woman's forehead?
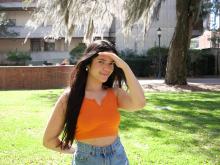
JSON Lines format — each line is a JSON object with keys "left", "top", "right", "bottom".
{"left": 94, "top": 55, "right": 114, "bottom": 62}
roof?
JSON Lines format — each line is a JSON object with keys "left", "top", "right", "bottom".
{"left": 0, "top": 2, "right": 35, "bottom": 11}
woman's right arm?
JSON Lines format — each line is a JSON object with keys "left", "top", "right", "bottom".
{"left": 43, "top": 91, "right": 74, "bottom": 154}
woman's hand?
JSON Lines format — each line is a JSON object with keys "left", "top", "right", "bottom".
{"left": 62, "top": 147, "right": 75, "bottom": 154}
{"left": 98, "top": 52, "right": 128, "bottom": 69}
{"left": 98, "top": 51, "right": 145, "bottom": 111}
{"left": 60, "top": 141, "right": 75, "bottom": 154}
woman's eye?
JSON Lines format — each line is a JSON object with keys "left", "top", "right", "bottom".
{"left": 98, "top": 60, "right": 104, "bottom": 64}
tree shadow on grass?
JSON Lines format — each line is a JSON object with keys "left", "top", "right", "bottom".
{"left": 120, "top": 111, "right": 166, "bottom": 138}
{"left": 31, "top": 90, "right": 63, "bottom": 105}
{"left": 120, "top": 93, "right": 220, "bottom": 162}
{"left": 149, "top": 92, "right": 220, "bottom": 111}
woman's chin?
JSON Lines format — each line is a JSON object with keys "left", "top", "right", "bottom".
{"left": 100, "top": 77, "right": 109, "bottom": 83}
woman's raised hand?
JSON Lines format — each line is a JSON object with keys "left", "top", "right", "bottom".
{"left": 98, "top": 52, "right": 128, "bottom": 69}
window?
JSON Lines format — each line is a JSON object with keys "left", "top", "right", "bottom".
{"left": 31, "top": 39, "right": 41, "bottom": 52}
{"left": 8, "top": 19, "right": 16, "bottom": 26}
{"left": 31, "top": 39, "right": 56, "bottom": 52}
{"left": 44, "top": 42, "right": 55, "bottom": 51}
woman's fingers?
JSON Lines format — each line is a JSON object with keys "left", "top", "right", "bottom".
{"left": 98, "top": 52, "right": 125, "bottom": 68}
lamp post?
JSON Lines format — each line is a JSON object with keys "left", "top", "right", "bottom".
{"left": 157, "top": 27, "right": 162, "bottom": 78}
{"left": 217, "top": 32, "right": 219, "bottom": 76}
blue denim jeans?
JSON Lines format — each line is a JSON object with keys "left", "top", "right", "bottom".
{"left": 72, "top": 137, "right": 129, "bottom": 165}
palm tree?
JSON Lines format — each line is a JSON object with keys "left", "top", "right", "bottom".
{"left": 27, "top": 0, "right": 202, "bottom": 85}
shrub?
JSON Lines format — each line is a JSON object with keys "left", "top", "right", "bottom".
{"left": 119, "top": 49, "right": 152, "bottom": 77}
{"left": 188, "top": 49, "right": 215, "bottom": 76}
{"left": 7, "top": 51, "right": 31, "bottom": 65}
{"left": 147, "top": 47, "right": 169, "bottom": 77}
{"left": 119, "top": 47, "right": 215, "bottom": 78}
{"left": 69, "top": 43, "right": 86, "bottom": 64}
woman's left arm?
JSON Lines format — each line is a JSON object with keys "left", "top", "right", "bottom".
{"left": 99, "top": 52, "right": 146, "bottom": 111}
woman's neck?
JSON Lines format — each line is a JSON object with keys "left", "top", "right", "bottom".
{"left": 86, "top": 75, "right": 103, "bottom": 91}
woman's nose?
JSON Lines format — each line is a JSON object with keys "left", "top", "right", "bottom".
{"left": 103, "top": 63, "right": 113, "bottom": 72}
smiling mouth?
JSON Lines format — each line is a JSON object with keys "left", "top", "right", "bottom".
{"left": 100, "top": 73, "right": 110, "bottom": 77}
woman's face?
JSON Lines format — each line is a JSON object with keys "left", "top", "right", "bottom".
{"left": 88, "top": 54, "right": 114, "bottom": 83}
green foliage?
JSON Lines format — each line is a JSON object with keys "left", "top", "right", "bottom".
{"left": 125, "top": 57, "right": 151, "bottom": 77}
{"left": 119, "top": 47, "right": 169, "bottom": 77}
{"left": 69, "top": 43, "right": 86, "bottom": 64}
{"left": 119, "top": 49, "right": 151, "bottom": 77}
{"left": 201, "top": 0, "right": 220, "bottom": 20}
{"left": 119, "top": 47, "right": 215, "bottom": 78}
{"left": 188, "top": 49, "right": 215, "bottom": 76}
{"left": 7, "top": 51, "right": 32, "bottom": 65}
{"left": 119, "top": 49, "right": 141, "bottom": 58}
{"left": 147, "top": 47, "right": 169, "bottom": 77}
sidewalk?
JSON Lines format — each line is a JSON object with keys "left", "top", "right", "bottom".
{"left": 138, "top": 78, "right": 220, "bottom": 85}
{"left": 138, "top": 78, "right": 220, "bottom": 92}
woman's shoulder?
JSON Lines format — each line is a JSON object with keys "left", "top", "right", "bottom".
{"left": 110, "top": 87, "right": 120, "bottom": 97}
{"left": 59, "top": 88, "right": 70, "bottom": 103}
{"left": 111, "top": 87, "right": 127, "bottom": 97}
{"left": 63, "top": 87, "right": 71, "bottom": 96}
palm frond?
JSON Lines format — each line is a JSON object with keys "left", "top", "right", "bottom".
{"left": 26, "top": 0, "right": 118, "bottom": 44}
{"left": 123, "top": 0, "right": 165, "bottom": 35}
{"left": 25, "top": 0, "right": 165, "bottom": 43}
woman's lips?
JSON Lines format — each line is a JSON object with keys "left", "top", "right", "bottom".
{"left": 100, "top": 72, "right": 110, "bottom": 77}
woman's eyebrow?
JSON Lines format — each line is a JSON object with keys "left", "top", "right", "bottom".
{"left": 97, "top": 58, "right": 114, "bottom": 62}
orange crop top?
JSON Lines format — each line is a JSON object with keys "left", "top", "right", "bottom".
{"left": 75, "top": 89, "right": 120, "bottom": 140}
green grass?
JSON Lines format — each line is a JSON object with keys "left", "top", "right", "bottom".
{"left": 0, "top": 90, "right": 219, "bottom": 165}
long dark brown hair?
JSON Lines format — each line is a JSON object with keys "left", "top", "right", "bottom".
{"left": 61, "top": 40, "right": 126, "bottom": 148}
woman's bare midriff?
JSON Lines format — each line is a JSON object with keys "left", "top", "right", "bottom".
{"left": 76, "top": 135, "right": 118, "bottom": 147}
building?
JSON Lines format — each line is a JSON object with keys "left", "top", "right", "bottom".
{"left": 0, "top": 0, "right": 114, "bottom": 65}
{"left": 190, "top": 0, "right": 220, "bottom": 50}
{"left": 189, "top": 0, "right": 220, "bottom": 75}
{"left": 115, "top": 0, "right": 176, "bottom": 53}
{"left": 115, "top": 0, "right": 203, "bottom": 53}
{"left": 0, "top": 0, "right": 204, "bottom": 65}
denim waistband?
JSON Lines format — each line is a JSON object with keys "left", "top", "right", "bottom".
{"left": 75, "top": 137, "right": 121, "bottom": 155}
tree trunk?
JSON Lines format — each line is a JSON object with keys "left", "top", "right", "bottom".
{"left": 165, "top": 0, "right": 201, "bottom": 85}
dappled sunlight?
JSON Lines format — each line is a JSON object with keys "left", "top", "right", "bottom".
{"left": 119, "top": 92, "right": 220, "bottom": 163}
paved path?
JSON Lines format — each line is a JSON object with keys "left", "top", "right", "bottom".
{"left": 138, "top": 78, "right": 220, "bottom": 92}
{"left": 138, "top": 78, "right": 220, "bottom": 85}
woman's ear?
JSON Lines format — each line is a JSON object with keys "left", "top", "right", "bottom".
{"left": 86, "top": 65, "right": 90, "bottom": 71}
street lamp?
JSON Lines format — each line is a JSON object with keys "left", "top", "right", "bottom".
{"left": 157, "top": 27, "right": 162, "bottom": 78}
{"left": 216, "top": 32, "right": 220, "bottom": 76}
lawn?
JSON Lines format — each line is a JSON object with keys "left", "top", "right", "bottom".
{"left": 0, "top": 90, "right": 219, "bottom": 165}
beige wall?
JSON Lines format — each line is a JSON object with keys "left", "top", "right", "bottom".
{"left": 55, "top": 38, "right": 83, "bottom": 52}
{"left": 0, "top": 39, "right": 30, "bottom": 53}
{"left": 5, "top": 10, "right": 32, "bottom": 26}
{"left": 116, "top": 0, "right": 176, "bottom": 53}
{"left": 198, "top": 30, "right": 212, "bottom": 49}
{"left": 67, "top": 38, "right": 83, "bottom": 51}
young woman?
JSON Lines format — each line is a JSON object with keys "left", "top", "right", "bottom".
{"left": 43, "top": 40, "right": 146, "bottom": 165}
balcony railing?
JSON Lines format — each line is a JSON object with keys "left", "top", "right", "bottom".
{"left": 3, "top": 26, "right": 112, "bottom": 38}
